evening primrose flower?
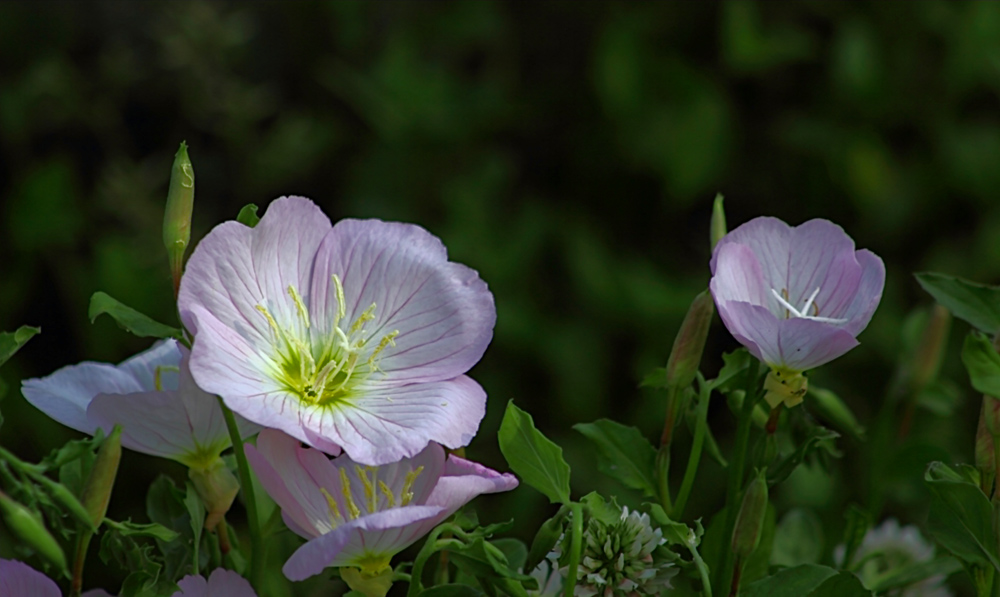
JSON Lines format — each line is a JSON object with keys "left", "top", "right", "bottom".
{"left": 171, "top": 568, "right": 257, "bottom": 597}
{"left": 709, "top": 217, "right": 884, "bottom": 408}
{"left": 21, "top": 340, "right": 258, "bottom": 527}
{"left": 245, "top": 429, "right": 518, "bottom": 583}
{"left": 178, "top": 196, "right": 496, "bottom": 465}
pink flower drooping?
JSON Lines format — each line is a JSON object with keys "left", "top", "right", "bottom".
{"left": 245, "top": 428, "right": 518, "bottom": 581}
{"left": 179, "top": 196, "right": 496, "bottom": 465}
{"left": 710, "top": 217, "right": 884, "bottom": 407}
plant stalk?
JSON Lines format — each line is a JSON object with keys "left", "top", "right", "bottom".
{"left": 218, "top": 398, "right": 264, "bottom": 592}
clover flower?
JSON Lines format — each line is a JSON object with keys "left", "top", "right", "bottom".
{"left": 835, "top": 519, "right": 952, "bottom": 597}
{"left": 178, "top": 196, "right": 495, "bottom": 465}
{"left": 21, "top": 340, "right": 258, "bottom": 526}
{"left": 554, "top": 507, "right": 677, "bottom": 597}
{"left": 710, "top": 217, "right": 884, "bottom": 408}
{"left": 245, "top": 428, "right": 517, "bottom": 582}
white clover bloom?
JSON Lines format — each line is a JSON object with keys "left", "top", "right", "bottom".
{"left": 836, "top": 519, "right": 953, "bottom": 597}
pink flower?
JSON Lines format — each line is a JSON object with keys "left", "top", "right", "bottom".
{"left": 710, "top": 217, "right": 884, "bottom": 407}
{"left": 21, "top": 340, "right": 258, "bottom": 468}
{"left": 178, "top": 197, "right": 495, "bottom": 465}
{"left": 245, "top": 429, "right": 518, "bottom": 581}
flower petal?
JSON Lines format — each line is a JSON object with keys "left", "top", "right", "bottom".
{"left": 839, "top": 250, "right": 886, "bottom": 336}
{"left": 310, "top": 376, "right": 486, "bottom": 466}
{"left": 709, "top": 243, "right": 769, "bottom": 308}
{"left": 21, "top": 363, "right": 143, "bottom": 434}
{"left": 718, "top": 301, "right": 859, "bottom": 371}
{"left": 246, "top": 429, "right": 335, "bottom": 538}
{"left": 786, "top": 220, "right": 862, "bottom": 318}
{"left": 282, "top": 505, "right": 446, "bottom": 581}
{"left": 0, "top": 559, "right": 61, "bottom": 597}
{"left": 711, "top": 217, "right": 792, "bottom": 291}
{"left": 427, "top": 455, "right": 519, "bottom": 512}
{"left": 117, "top": 340, "right": 181, "bottom": 392}
{"left": 309, "top": 219, "right": 496, "bottom": 383}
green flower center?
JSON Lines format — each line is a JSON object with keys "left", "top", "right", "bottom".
{"left": 256, "top": 275, "right": 398, "bottom": 406}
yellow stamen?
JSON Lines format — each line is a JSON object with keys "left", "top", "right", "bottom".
{"left": 369, "top": 330, "right": 399, "bottom": 370}
{"left": 340, "top": 468, "right": 361, "bottom": 520}
{"left": 333, "top": 274, "right": 347, "bottom": 325}
{"left": 355, "top": 465, "right": 378, "bottom": 514}
{"left": 378, "top": 481, "right": 396, "bottom": 508}
{"left": 287, "top": 285, "right": 310, "bottom": 329}
{"left": 350, "top": 303, "right": 377, "bottom": 336}
{"left": 401, "top": 466, "right": 424, "bottom": 506}
{"left": 319, "top": 487, "right": 344, "bottom": 524}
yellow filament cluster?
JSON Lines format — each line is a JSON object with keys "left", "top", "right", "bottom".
{"left": 320, "top": 464, "right": 427, "bottom": 529}
{"left": 254, "top": 275, "right": 400, "bottom": 406}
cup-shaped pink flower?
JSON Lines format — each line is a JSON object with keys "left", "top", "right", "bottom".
{"left": 21, "top": 340, "right": 259, "bottom": 526}
{"left": 245, "top": 428, "right": 518, "bottom": 582}
{"left": 21, "top": 340, "right": 258, "bottom": 469}
{"left": 709, "top": 217, "right": 884, "bottom": 407}
{"left": 178, "top": 196, "right": 496, "bottom": 465}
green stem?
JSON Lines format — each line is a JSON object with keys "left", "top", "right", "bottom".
{"left": 407, "top": 523, "right": 461, "bottom": 597}
{"left": 673, "top": 374, "right": 712, "bottom": 519}
{"left": 564, "top": 503, "right": 584, "bottom": 597}
{"left": 218, "top": 398, "right": 264, "bottom": 592}
{"left": 716, "top": 359, "right": 761, "bottom": 593}
{"left": 689, "top": 543, "right": 713, "bottom": 597}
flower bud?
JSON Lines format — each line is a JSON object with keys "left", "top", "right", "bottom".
{"left": 665, "top": 290, "right": 714, "bottom": 391}
{"left": 808, "top": 386, "right": 865, "bottom": 438}
{"left": 163, "top": 141, "right": 195, "bottom": 296}
{"left": 977, "top": 399, "right": 997, "bottom": 492}
{"left": 0, "top": 491, "right": 67, "bottom": 572}
{"left": 710, "top": 193, "right": 727, "bottom": 251}
{"left": 731, "top": 469, "right": 768, "bottom": 559}
{"left": 81, "top": 424, "right": 122, "bottom": 529}
{"left": 189, "top": 457, "right": 240, "bottom": 530}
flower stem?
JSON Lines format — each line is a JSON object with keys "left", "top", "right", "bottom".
{"left": 218, "top": 398, "right": 263, "bottom": 592}
{"left": 673, "top": 374, "right": 712, "bottom": 519}
{"left": 563, "top": 502, "right": 584, "bottom": 597}
{"left": 716, "top": 359, "right": 761, "bottom": 594}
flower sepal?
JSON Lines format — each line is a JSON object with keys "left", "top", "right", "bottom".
{"left": 341, "top": 566, "right": 394, "bottom": 597}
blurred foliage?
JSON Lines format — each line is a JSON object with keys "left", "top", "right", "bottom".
{"left": 1, "top": 1, "right": 999, "bottom": 594}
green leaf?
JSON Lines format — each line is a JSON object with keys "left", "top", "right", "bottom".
{"left": 525, "top": 507, "right": 567, "bottom": 574}
{"left": 915, "top": 272, "right": 1000, "bottom": 333}
{"left": 640, "top": 366, "right": 668, "bottom": 389}
{"left": 808, "top": 571, "right": 873, "bottom": 596}
{"left": 771, "top": 508, "right": 823, "bottom": 567}
{"left": 648, "top": 504, "right": 703, "bottom": 549}
{"left": 89, "top": 292, "right": 182, "bottom": 339}
{"left": 183, "top": 482, "right": 205, "bottom": 559}
{"left": 963, "top": 332, "right": 1000, "bottom": 397}
{"left": 491, "top": 538, "right": 528, "bottom": 574}
{"left": 768, "top": 426, "right": 841, "bottom": 485}
{"left": 104, "top": 519, "right": 180, "bottom": 542}
{"left": 498, "top": 401, "right": 571, "bottom": 504}
{"left": 237, "top": 204, "right": 261, "bottom": 227}
{"left": 710, "top": 348, "right": 752, "bottom": 392}
{"left": 573, "top": 419, "right": 657, "bottom": 497}
{"left": 146, "top": 476, "right": 198, "bottom": 581}
{"left": 807, "top": 386, "right": 865, "bottom": 438}
{"left": 0, "top": 325, "right": 39, "bottom": 368}
{"left": 924, "top": 461, "right": 1000, "bottom": 571}
{"left": 741, "top": 564, "right": 838, "bottom": 597}
{"left": 419, "top": 585, "right": 485, "bottom": 597}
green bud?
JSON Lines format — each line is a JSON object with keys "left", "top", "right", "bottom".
{"left": 808, "top": 386, "right": 865, "bottom": 438}
{"left": 163, "top": 141, "right": 195, "bottom": 295}
{"left": 731, "top": 469, "right": 768, "bottom": 559}
{"left": 189, "top": 457, "right": 240, "bottom": 530}
{"left": 0, "top": 491, "right": 67, "bottom": 572}
{"left": 710, "top": 193, "right": 727, "bottom": 251}
{"left": 666, "top": 290, "right": 714, "bottom": 391}
{"left": 80, "top": 424, "right": 122, "bottom": 528}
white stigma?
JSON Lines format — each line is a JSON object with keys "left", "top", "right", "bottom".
{"left": 770, "top": 287, "right": 848, "bottom": 324}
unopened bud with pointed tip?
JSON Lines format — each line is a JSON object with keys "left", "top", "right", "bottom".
{"left": 976, "top": 400, "right": 995, "bottom": 493}
{"left": 81, "top": 424, "right": 122, "bottom": 529}
{"left": 163, "top": 141, "right": 195, "bottom": 296}
{"left": 189, "top": 457, "right": 240, "bottom": 530}
{"left": 909, "top": 305, "right": 951, "bottom": 395}
{"left": 710, "top": 193, "right": 727, "bottom": 251}
{"left": 666, "top": 290, "right": 714, "bottom": 391}
{"left": 732, "top": 468, "right": 768, "bottom": 559}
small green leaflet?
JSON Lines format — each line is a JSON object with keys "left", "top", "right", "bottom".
{"left": 0, "top": 325, "right": 40, "bottom": 368}
{"left": 498, "top": 401, "right": 571, "bottom": 505}
{"left": 89, "top": 292, "right": 182, "bottom": 339}
{"left": 237, "top": 204, "right": 261, "bottom": 227}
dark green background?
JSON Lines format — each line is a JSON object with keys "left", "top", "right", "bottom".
{"left": 0, "top": 2, "right": 996, "bottom": 594}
